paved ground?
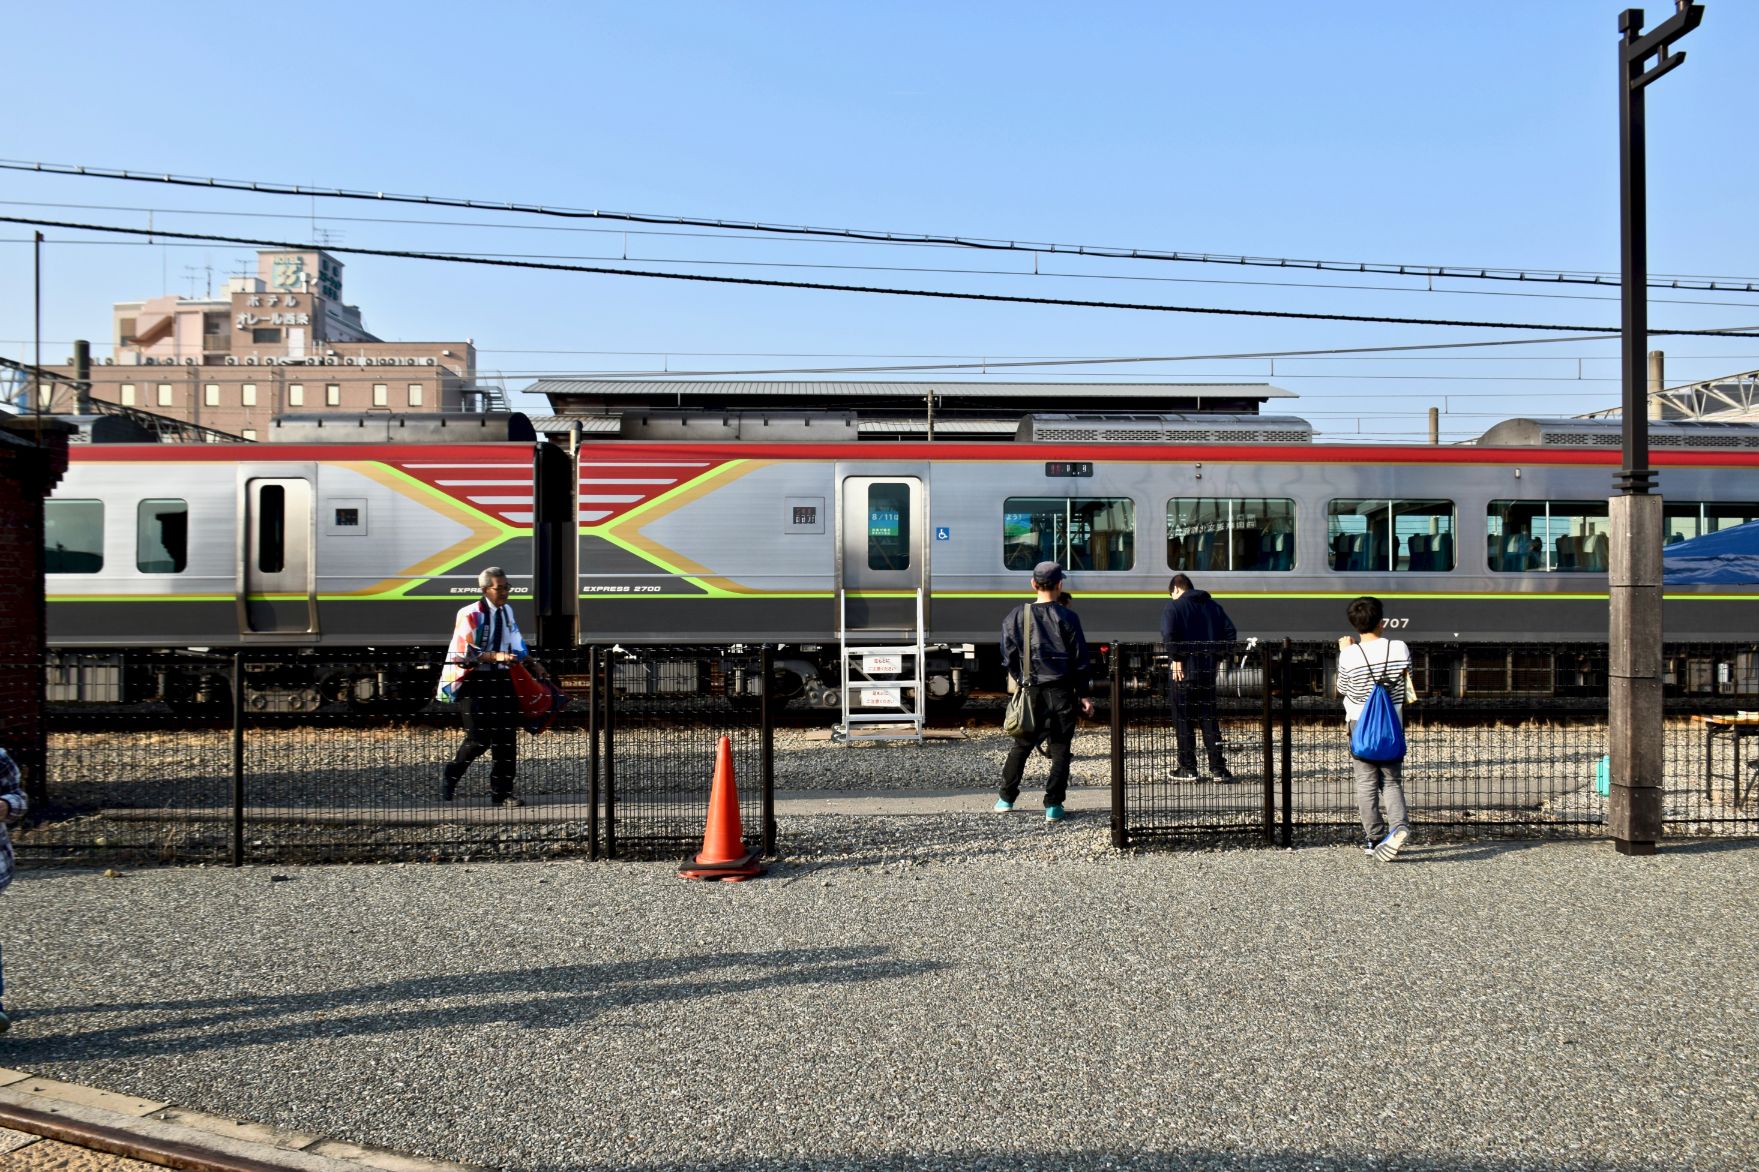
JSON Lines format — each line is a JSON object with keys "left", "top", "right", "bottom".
{"left": 2, "top": 816, "right": 1756, "bottom": 1171}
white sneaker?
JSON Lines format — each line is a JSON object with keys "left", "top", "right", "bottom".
{"left": 1373, "top": 826, "right": 1410, "bottom": 861}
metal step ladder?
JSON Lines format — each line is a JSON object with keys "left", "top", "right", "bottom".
{"left": 833, "top": 587, "right": 926, "bottom": 743}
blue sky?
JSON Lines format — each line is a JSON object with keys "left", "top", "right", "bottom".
{"left": 3, "top": 1, "right": 1754, "bottom": 441}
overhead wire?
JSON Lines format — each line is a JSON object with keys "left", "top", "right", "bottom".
{"left": 6, "top": 157, "right": 1758, "bottom": 293}
{"left": 6, "top": 215, "right": 1758, "bottom": 340}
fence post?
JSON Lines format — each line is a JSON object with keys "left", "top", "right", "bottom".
{"left": 603, "top": 647, "right": 617, "bottom": 860}
{"left": 230, "top": 650, "right": 245, "bottom": 867}
{"left": 760, "top": 645, "right": 776, "bottom": 856}
{"left": 587, "top": 645, "right": 600, "bottom": 862}
{"left": 1109, "top": 646, "right": 1125, "bottom": 848}
{"left": 1260, "top": 643, "right": 1274, "bottom": 844}
{"left": 1280, "top": 638, "right": 1293, "bottom": 850}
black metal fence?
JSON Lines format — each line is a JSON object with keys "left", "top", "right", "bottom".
{"left": 1109, "top": 640, "right": 1759, "bottom": 848}
{"left": 12, "top": 646, "right": 774, "bottom": 865}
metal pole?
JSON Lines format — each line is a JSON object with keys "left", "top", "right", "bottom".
{"left": 1260, "top": 643, "right": 1274, "bottom": 844}
{"left": 1109, "top": 648, "right": 1125, "bottom": 849}
{"left": 1428, "top": 407, "right": 1440, "bottom": 445}
{"left": 587, "top": 645, "right": 600, "bottom": 861}
{"left": 603, "top": 648, "right": 617, "bottom": 860}
{"left": 1610, "top": 3, "right": 1702, "bottom": 856}
{"left": 1280, "top": 639, "right": 1293, "bottom": 850}
{"left": 760, "top": 645, "right": 776, "bottom": 856}
{"left": 231, "top": 651, "right": 245, "bottom": 867}
{"left": 33, "top": 232, "right": 42, "bottom": 425}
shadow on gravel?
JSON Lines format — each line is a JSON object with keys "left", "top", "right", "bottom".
{"left": 528, "top": 1151, "right": 1646, "bottom": 1172}
{"left": 1401, "top": 839, "right": 1550, "bottom": 864}
{"left": 9, "top": 946, "right": 942, "bottom": 1062}
{"left": 1658, "top": 835, "right": 1759, "bottom": 855}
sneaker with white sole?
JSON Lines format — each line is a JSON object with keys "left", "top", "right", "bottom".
{"left": 1373, "top": 826, "right": 1410, "bottom": 861}
{"left": 994, "top": 798, "right": 1014, "bottom": 813}
{"left": 1044, "top": 804, "right": 1065, "bottom": 823}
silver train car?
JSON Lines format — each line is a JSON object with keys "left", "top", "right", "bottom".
{"left": 44, "top": 413, "right": 1759, "bottom": 710}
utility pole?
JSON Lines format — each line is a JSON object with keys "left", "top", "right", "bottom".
{"left": 33, "top": 231, "right": 42, "bottom": 426}
{"left": 1609, "top": 2, "right": 1703, "bottom": 856}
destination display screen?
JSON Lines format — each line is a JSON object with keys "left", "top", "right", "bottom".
{"left": 1044, "top": 461, "right": 1094, "bottom": 477}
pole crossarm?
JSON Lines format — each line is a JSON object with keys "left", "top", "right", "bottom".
{"left": 1622, "top": 3, "right": 1705, "bottom": 74}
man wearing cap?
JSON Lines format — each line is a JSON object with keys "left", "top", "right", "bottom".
{"left": 997, "top": 561, "right": 1095, "bottom": 822}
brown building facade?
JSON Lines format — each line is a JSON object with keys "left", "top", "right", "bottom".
{"left": 31, "top": 250, "right": 483, "bottom": 439}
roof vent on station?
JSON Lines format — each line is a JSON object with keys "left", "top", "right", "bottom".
{"left": 1016, "top": 413, "right": 1313, "bottom": 444}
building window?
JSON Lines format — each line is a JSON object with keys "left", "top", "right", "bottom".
{"left": 407, "top": 383, "right": 424, "bottom": 407}
{"left": 287, "top": 383, "right": 305, "bottom": 407}
{"left": 242, "top": 429, "right": 257, "bottom": 442}
{"left": 252, "top": 328, "right": 282, "bottom": 344}
{"left": 326, "top": 384, "right": 341, "bottom": 407}
{"left": 120, "top": 383, "right": 136, "bottom": 407}
{"left": 1328, "top": 499, "right": 1456, "bottom": 572}
{"left": 241, "top": 383, "right": 257, "bottom": 407}
{"left": 1167, "top": 497, "right": 1295, "bottom": 572}
{"left": 45, "top": 500, "right": 104, "bottom": 574}
{"left": 372, "top": 383, "right": 388, "bottom": 407}
{"left": 1004, "top": 497, "right": 1136, "bottom": 572}
{"left": 37, "top": 383, "right": 54, "bottom": 409}
{"left": 156, "top": 384, "right": 174, "bottom": 407}
{"left": 1488, "top": 500, "right": 1609, "bottom": 572}
{"left": 117, "top": 317, "right": 138, "bottom": 345}
{"left": 204, "top": 384, "right": 220, "bottom": 407}
{"left": 136, "top": 499, "right": 188, "bottom": 574}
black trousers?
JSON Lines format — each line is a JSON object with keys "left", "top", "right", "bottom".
{"left": 1000, "top": 683, "right": 1079, "bottom": 807}
{"left": 444, "top": 672, "right": 519, "bottom": 799}
{"left": 1171, "top": 677, "right": 1227, "bottom": 771}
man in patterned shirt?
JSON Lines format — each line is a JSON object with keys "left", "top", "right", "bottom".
{"left": 437, "top": 567, "right": 530, "bottom": 807}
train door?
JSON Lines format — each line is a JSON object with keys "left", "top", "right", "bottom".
{"left": 238, "top": 472, "right": 319, "bottom": 639}
{"left": 837, "top": 472, "right": 927, "bottom": 634}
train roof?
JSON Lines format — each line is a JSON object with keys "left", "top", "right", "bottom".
{"left": 1477, "top": 417, "right": 1759, "bottom": 449}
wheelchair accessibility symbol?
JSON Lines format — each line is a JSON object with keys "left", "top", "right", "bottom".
{"left": 935, "top": 527, "right": 951, "bottom": 541}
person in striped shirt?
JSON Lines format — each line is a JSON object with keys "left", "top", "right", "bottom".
{"left": 1337, "top": 596, "right": 1413, "bottom": 861}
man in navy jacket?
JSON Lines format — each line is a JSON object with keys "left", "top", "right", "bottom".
{"left": 1160, "top": 574, "right": 1237, "bottom": 781}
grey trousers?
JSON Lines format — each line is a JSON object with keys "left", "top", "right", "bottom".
{"left": 1347, "top": 721, "right": 1409, "bottom": 842}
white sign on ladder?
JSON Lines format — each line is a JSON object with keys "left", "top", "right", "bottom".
{"left": 862, "top": 653, "right": 902, "bottom": 674}
{"left": 860, "top": 687, "right": 902, "bottom": 708}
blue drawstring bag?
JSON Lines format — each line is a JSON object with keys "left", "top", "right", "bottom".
{"left": 1349, "top": 652, "right": 1407, "bottom": 764}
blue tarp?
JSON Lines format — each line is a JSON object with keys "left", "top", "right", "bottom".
{"left": 1662, "top": 519, "right": 1759, "bottom": 585}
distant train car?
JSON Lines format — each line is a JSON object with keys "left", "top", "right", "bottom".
{"left": 43, "top": 412, "right": 1759, "bottom": 710}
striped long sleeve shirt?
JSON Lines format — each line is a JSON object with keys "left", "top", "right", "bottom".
{"left": 1337, "top": 638, "right": 1411, "bottom": 722}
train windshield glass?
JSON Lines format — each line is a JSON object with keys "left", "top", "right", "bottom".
{"left": 44, "top": 500, "right": 104, "bottom": 574}
{"left": 866, "top": 483, "right": 911, "bottom": 571}
{"left": 1168, "top": 497, "right": 1294, "bottom": 572}
{"left": 1488, "top": 500, "right": 1609, "bottom": 572}
{"left": 1328, "top": 499, "right": 1456, "bottom": 572}
{"left": 1002, "top": 498, "right": 1134, "bottom": 571}
{"left": 137, "top": 499, "right": 189, "bottom": 574}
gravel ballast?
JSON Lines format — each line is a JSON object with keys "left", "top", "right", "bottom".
{"left": 4, "top": 826, "right": 1757, "bottom": 1171}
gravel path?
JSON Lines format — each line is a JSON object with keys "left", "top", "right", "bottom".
{"left": 4, "top": 826, "right": 1757, "bottom": 1170}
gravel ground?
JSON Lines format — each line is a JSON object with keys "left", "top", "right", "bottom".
{"left": 3, "top": 825, "right": 1756, "bottom": 1171}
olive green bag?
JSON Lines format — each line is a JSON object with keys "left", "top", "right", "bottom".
{"left": 1002, "top": 607, "right": 1037, "bottom": 739}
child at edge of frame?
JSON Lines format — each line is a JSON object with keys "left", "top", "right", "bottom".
{"left": 0, "top": 746, "right": 28, "bottom": 1032}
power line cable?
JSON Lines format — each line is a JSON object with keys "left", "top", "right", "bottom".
{"left": 6, "top": 157, "right": 1757, "bottom": 293}
{"left": 7, "top": 215, "right": 1757, "bottom": 339}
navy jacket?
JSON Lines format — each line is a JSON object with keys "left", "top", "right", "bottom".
{"left": 1001, "top": 601, "right": 1092, "bottom": 696}
{"left": 1159, "top": 589, "right": 1237, "bottom": 678}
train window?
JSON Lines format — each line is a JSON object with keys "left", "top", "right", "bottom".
{"left": 1487, "top": 500, "right": 1609, "bottom": 572}
{"left": 1168, "top": 497, "right": 1295, "bottom": 572}
{"left": 258, "top": 485, "right": 286, "bottom": 574}
{"left": 45, "top": 500, "right": 104, "bottom": 574}
{"left": 1664, "top": 501, "right": 1759, "bottom": 545}
{"left": 136, "top": 499, "right": 188, "bottom": 574}
{"left": 866, "top": 483, "right": 911, "bottom": 571}
{"left": 1328, "top": 499, "right": 1455, "bottom": 572}
{"left": 1003, "top": 497, "right": 1134, "bottom": 571}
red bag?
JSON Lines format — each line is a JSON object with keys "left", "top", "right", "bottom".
{"left": 508, "top": 662, "right": 571, "bottom": 733}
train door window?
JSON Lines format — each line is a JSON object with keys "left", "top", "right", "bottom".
{"left": 1488, "top": 500, "right": 1608, "bottom": 571}
{"left": 1329, "top": 499, "right": 1455, "bottom": 571}
{"left": 866, "top": 483, "right": 911, "bottom": 571}
{"left": 44, "top": 500, "right": 104, "bottom": 573}
{"left": 1003, "top": 498, "right": 1066, "bottom": 570}
{"left": 1002, "top": 497, "right": 1134, "bottom": 571}
{"left": 136, "top": 499, "right": 188, "bottom": 574}
{"left": 258, "top": 484, "right": 287, "bottom": 574}
{"left": 1168, "top": 497, "right": 1295, "bottom": 571}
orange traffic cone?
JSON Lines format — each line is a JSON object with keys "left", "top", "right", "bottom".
{"left": 679, "top": 736, "right": 765, "bottom": 882}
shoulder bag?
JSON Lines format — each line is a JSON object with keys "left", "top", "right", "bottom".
{"left": 1002, "top": 607, "right": 1037, "bottom": 739}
